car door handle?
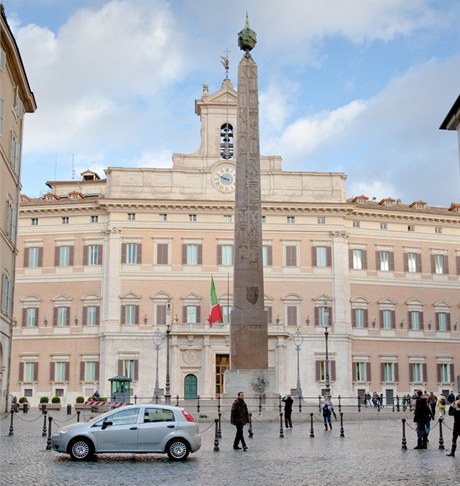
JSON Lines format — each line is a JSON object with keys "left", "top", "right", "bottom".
{"left": 167, "top": 425, "right": 175, "bottom": 428}
{"left": 130, "top": 427, "right": 138, "bottom": 430}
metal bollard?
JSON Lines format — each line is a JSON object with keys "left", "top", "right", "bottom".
{"left": 309, "top": 412, "right": 314, "bottom": 438}
{"left": 77, "top": 410, "right": 81, "bottom": 422}
{"left": 217, "top": 394, "right": 222, "bottom": 439}
{"left": 23, "top": 402, "right": 29, "bottom": 414}
{"left": 134, "top": 394, "right": 137, "bottom": 404}
{"left": 248, "top": 412, "right": 253, "bottom": 438}
{"left": 67, "top": 404, "right": 72, "bottom": 415}
{"left": 438, "top": 418, "right": 444, "bottom": 450}
{"left": 258, "top": 394, "right": 262, "bottom": 414}
{"left": 8, "top": 408, "right": 14, "bottom": 436}
{"left": 279, "top": 395, "right": 284, "bottom": 438}
{"left": 298, "top": 395, "right": 302, "bottom": 413}
{"left": 396, "top": 395, "right": 400, "bottom": 412}
{"left": 318, "top": 395, "right": 322, "bottom": 413}
{"left": 340, "top": 412, "right": 345, "bottom": 438}
{"left": 176, "top": 395, "right": 179, "bottom": 406}
{"left": 42, "top": 409, "right": 48, "bottom": 436}
{"left": 46, "top": 416, "right": 53, "bottom": 450}
{"left": 357, "top": 395, "right": 361, "bottom": 412}
{"left": 338, "top": 395, "right": 342, "bottom": 413}
{"left": 197, "top": 395, "right": 200, "bottom": 413}
{"left": 213, "top": 418, "right": 219, "bottom": 452}
{"left": 401, "top": 418, "right": 407, "bottom": 450}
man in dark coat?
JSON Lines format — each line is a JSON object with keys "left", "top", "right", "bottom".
{"left": 413, "top": 390, "right": 432, "bottom": 449}
{"left": 282, "top": 395, "right": 294, "bottom": 428}
{"left": 230, "top": 391, "right": 249, "bottom": 451}
{"left": 447, "top": 399, "right": 460, "bottom": 457}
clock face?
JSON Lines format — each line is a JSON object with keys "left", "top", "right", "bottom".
{"left": 213, "top": 165, "right": 236, "bottom": 193}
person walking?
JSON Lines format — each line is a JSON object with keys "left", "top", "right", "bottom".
{"left": 446, "top": 399, "right": 460, "bottom": 457}
{"left": 437, "top": 392, "right": 447, "bottom": 418}
{"left": 413, "top": 390, "right": 431, "bottom": 449}
{"left": 322, "top": 395, "right": 333, "bottom": 431}
{"left": 282, "top": 395, "right": 294, "bottom": 428}
{"left": 230, "top": 391, "right": 249, "bottom": 451}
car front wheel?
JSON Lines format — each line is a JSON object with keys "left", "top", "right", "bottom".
{"left": 167, "top": 439, "right": 190, "bottom": 460}
{"left": 69, "top": 438, "right": 94, "bottom": 461}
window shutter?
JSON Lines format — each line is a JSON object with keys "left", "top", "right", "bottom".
{"left": 315, "top": 360, "right": 320, "bottom": 381}
{"left": 423, "top": 363, "right": 427, "bottom": 382}
{"left": 450, "top": 364, "right": 454, "bottom": 382}
{"left": 95, "top": 362, "right": 99, "bottom": 380}
{"left": 348, "top": 249, "right": 353, "bottom": 269}
{"left": 19, "top": 362, "right": 24, "bottom": 381}
{"left": 376, "top": 251, "right": 381, "bottom": 270}
{"left": 362, "top": 250, "right": 367, "bottom": 269}
{"left": 443, "top": 255, "right": 449, "bottom": 275}
{"left": 98, "top": 245, "right": 103, "bottom": 265}
{"left": 83, "top": 245, "right": 88, "bottom": 265}
{"left": 314, "top": 307, "right": 319, "bottom": 326}
{"left": 121, "top": 305, "right": 126, "bottom": 325}
{"left": 121, "top": 243, "right": 127, "bottom": 264}
{"left": 435, "top": 312, "right": 439, "bottom": 331}
{"left": 326, "top": 247, "right": 332, "bottom": 267}
{"left": 80, "top": 362, "right": 85, "bottom": 381}
{"left": 137, "top": 244, "right": 142, "bottom": 264}
{"left": 34, "top": 362, "right": 39, "bottom": 381}
{"left": 266, "top": 246, "right": 272, "bottom": 266}
{"left": 331, "top": 361, "right": 336, "bottom": 381}
{"left": 416, "top": 253, "right": 422, "bottom": 273}
{"left": 351, "top": 309, "right": 356, "bottom": 327}
{"left": 437, "top": 364, "right": 441, "bottom": 382}
{"left": 135, "top": 305, "right": 139, "bottom": 325}
{"left": 65, "top": 362, "right": 70, "bottom": 381}
{"left": 419, "top": 312, "right": 424, "bottom": 330}
{"left": 50, "top": 362, "right": 55, "bottom": 381}
{"left": 55, "top": 247, "right": 60, "bottom": 266}
{"left": 69, "top": 247, "right": 74, "bottom": 266}
{"left": 53, "top": 307, "right": 58, "bottom": 327}
{"left": 197, "top": 306, "right": 201, "bottom": 323}
{"left": 36, "top": 309, "right": 39, "bottom": 327}
{"left": 409, "top": 364, "right": 413, "bottom": 382}
{"left": 312, "top": 247, "right": 317, "bottom": 267}
{"left": 96, "top": 306, "right": 100, "bottom": 325}
{"left": 66, "top": 308, "right": 70, "bottom": 326}
{"left": 447, "top": 313, "right": 451, "bottom": 331}
{"left": 83, "top": 308, "right": 87, "bottom": 326}
{"left": 381, "top": 363, "right": 385, "bottom": 381}
{"left": 379, "top": 310, "right": 383, "bottom": 329}
{"left": 182, "top": 244, "right": 187, "bottom": 264}
{"left": 389, "top": 252, "right": 394, "bottom": 271}
{"left": 38, "top": 248, "right": 43, "bottom": 267}
{"left": 24, "top": 247, "right": 29, "bottom": 268}
{"left": 197, "top": 244, "right": 202, "bottom": 264}
{"left": 182, "top": 306, "right": 187, "bottom": 323}
{"left": 391, "top": 310, "right": 396, "bottom": 329}
{"left": 157, "top": 244, "right": 168, "bottom": 265}
{"left": 328, "top": 308, "right": 333, "bottom": 326}
{"left": 287, "top": 306, "right": 297, "bottom": 326}
{"left": 118, "top": 360, "right": 123, "bottom": 376}
{"left": 266, "top": 306, "right": 272, "bottom": 324}
{"left": 217, "top": 245, "right": 222, "bottom": 265}
{"left": 364, "top": 309, "right": 369, "bottom": 328}
{"left": 156, "top": 305, "right": 165, "bottom": 325}
{"left": 134, "top": 360, "right": 139, "bottom": 381}
{"left": 457, "top": 255, "right": 460, "bottom": 276}
{"left": 352, "top": 362, "right": 355, "bottom": 381}
{"left": 366, "top": 362, "right": 371, "bottom": 381}
{"left": 22, "top": 308, "right": 27, "bottom": 327}
{"left": 394, "top": 363, "right": 399, "bottom": 382}
{"left": 407, "top": 311, "right": 411, "bottom": 330}
{"left": 431, "top": 255, "right": 436, "bottom": 273}
{"left": 404, "top": 253, "right": 409, "bottom": 272}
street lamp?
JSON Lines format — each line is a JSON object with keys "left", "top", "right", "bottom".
{"left": 292, "top": 328, "right": 304, "bottom": 399}
{"left": 322, "top": 306, "right": 331, "bottom": 396}
{"left": 164, "top": 301, "right": 172, "bottom": 405}
{"left": 153, "top": 327, "right": 164, "bottom": 403}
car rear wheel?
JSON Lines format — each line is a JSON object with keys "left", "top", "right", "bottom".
{"left": 69, "top": 438, "right": 94, "bottom": 461}
{"left": 167, "top": 439, "right": 190, "bottom": 460}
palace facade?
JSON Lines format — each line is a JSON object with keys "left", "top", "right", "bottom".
{"left": 10, "top": 78, "right": 460, "bottom": 407}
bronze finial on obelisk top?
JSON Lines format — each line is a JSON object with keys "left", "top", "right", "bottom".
{"left": 238, "top": 13, "right": 257, "bottom": 57}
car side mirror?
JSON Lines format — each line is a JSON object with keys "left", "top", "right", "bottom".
{"left": 101, "top": 420, "right": 113, "bottom": 430}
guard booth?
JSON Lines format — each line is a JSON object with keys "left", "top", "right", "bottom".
{"left": 109, "top": 376, "right": 132, "bottom": 404}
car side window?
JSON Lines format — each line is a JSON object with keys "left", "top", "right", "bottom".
{"left": 144, "top": 408, "right": 175, "bottom": 423}
{"left": 95, "top": 408, "right": 140, "bottom": 427}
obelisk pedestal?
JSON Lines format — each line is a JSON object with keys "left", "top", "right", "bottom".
{"left": 224, "top": 17, "right": 277, "bottom": 399}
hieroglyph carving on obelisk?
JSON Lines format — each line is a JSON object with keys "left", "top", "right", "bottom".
{"left": 231, "top": 16, "right": 268, "bottom": 370}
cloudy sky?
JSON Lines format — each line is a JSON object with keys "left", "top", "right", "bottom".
{"left": 5, "top": 0, "right": 460, "bottom": 206}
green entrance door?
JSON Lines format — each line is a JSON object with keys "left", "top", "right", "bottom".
{"left": 184, "top": 374, "right": 198, "bottom": 399}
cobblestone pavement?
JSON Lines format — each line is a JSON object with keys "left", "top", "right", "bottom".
{"left": 1, "top": 408, "right": 458, "bottom": 486}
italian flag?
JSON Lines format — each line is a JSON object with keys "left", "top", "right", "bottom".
{"left": 209, "top": 277, "right": 223, "bottom": 327}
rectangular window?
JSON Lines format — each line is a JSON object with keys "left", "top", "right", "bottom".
{"left": 317, "top": 307, "right": 331, "bottom": 327}
{"left": 87, "top": 245, "right": 101, "bottom": 265}
{"left": 189, "top": 214, "right": 197, "bottom": 222}
{"left": 86, "top": 306, "right": 98, "bottom": 326}
{"left": 55, "top": 362, "right": 68, "bottom": 381}
{"left": 355, "top": 362, "right": 367, "bottom": 382}
{"left": 183, "top": 244, "right": 202, "bottom": 265}
{"left": 411, "top": 363, "right": 423, "bottom": 382}
{"left": 122, "top": 360, "right": 137, "bottom": 380}
{"left": 378, "top": 251, "right": 391, "bottom": 271}
{"left": 31, "top": 218, "right": 38, "bottom": 225}
{"left": 406, "top": 253, "right": 420, "bottom": 273}
{"left": 262, "top": 245, "right": 272, "bottom": 266}
{"left": 124, "top": 243, "right": 140, "bottom": 264}
{"left": 58, "top": 246, "right": 72, "bottom": 266}
{"left": 219, "top": 245, "right": 233, "bottom": 266}
{"left": 222, "top": 305, "right": 231, "bottom": 324}
{"left": 91, "top": 216, "right": 98, "bottom": 223}
{"left": 287, "top": 216, "right": 295, "bottom": 224}
{"left": 1, "top": 272, "right": 12, "bottom": 315}
{"left": 9, "top": 130, "right": 20, "bottom": 173}
{"left": 156, "top": 244, "right": 169, "bottom": 265}
{"left": 286, "top": 306, "right": 297, "bottom": 326}
{"left": 351, "top": 249, "right": 364, "bottom": 270}
{"left": 224, "top": 215, "right": 232, "bottom": 223}
{"left": 314, "top": 246, "right": 330, "bottom": 267}
{"left": 317, "top": 217, "right": 326, "bottom": 224}
{"left": 433, "top": 254, "right": 447, "bottom": 274}
{"left": 380, "top": 223, "right": 388, "bottom": 230}
{"left": 409, "top": 311, "right": 422, "bottom": 331}
{"left": 124, "top": 305, "right": 138, "bottom": 325}
{"left": 436, "top": 312, "right": 449, "bottom": 332}
{"left": 285, "top": 245, "right": 297, "bottom": 267}
{"left": 435, "top": 227, "right": 442, "bottom": 234}
{"left": 354, "top": 309, "right": 366, "bottom": 328}
{"left": 57, "top": 307, "right": 69, "bottom": 327}
{"left": 439, "top": 364, "right": 450, "bottom": 382}
{"left": 383, "top": 363, "right": 394, "bottom": 382}
{"left": 156, "top": 304, "right": 166, "bottom": 325}
{"left": 27, "top": 247, "right": 42, "bottom": 268}
{"left": 128, "top": 213, "right": 136, "bottom": 221}
{"left": 159, "top": 214, "right": 167, "bottom": 221}
{"left": 353, "top": 221, "right": 360, "bottom": 228}
{"left": 62, "top": 217, "right": 69, "bottom": 224}
{"left": 185, "top": 305, "right": 199, "bottom": 324}
{"left": 84, "top": 362, "right": 97, "bottom": 381}
{"left": 26, "top": 308, "right": 38, "bottom": 327}
{"left": 24, "top": 362, "right": 36, "bottom": 381}
{"left": 382, "top": 310, "right": 393, "bottom": 330}
{"left": 261, "top": 215, "right": 266, "bottom": 223}
{"left": 408, "top": 225, "right": 415, "bottom": 232}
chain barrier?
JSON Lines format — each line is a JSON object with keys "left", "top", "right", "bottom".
{"left": 13, "top": 413, "right": 44, "bottom": 423}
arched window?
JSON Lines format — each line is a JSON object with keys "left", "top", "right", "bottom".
{"left": 220, "top": 123, "right": 233, "bottom": 160}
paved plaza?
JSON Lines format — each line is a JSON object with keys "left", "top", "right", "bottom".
{"left": 1, "top": 407, "right": 458, "bottom": 486}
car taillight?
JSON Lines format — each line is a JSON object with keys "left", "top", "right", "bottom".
{"left": 182, "top": 409, "right": 195, "bottom": 422}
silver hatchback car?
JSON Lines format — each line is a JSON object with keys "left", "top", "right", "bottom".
{"left": 51, "top": 404, "right": 201, "bottom": 461}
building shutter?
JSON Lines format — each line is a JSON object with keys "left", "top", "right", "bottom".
{"left": 362, "top": 250, "right": 367, "bottom": 269}
{"left": 376, "top": 251, "right": 381, "bottom": 270}
{"left": 348, "top": 249, "right": 353, "bottom": 269}
{"left": 95, "top": 306, "right": 100, "bottom": 325}
{"left": 416, "top": 253, "right": 422, "bottom": 272}
{"left": 38, "top": 248, "right": 43, "bottom": 267}
{"left": 80, "top": 361, "right": 85, "bottom": 381}
{"left": 380, "top": 363, "right": 385, "bottom": 381}
{"left": 419, "top": 312, "right": 424, "bottom": 330}
{"left": 404, "top": 253, "right": 409, "bottom": 272}
{"left": 217, "top": 245, "right": 222, "bottom": 265}
{"left": 55, "top": 247, "right": 60, "bottom": 266}
{"left": 435, "top": 312, "right": 439, "bottom": 331}
{"left": 443, "top": 255, "right": 449, "bottom": 275}
{"left": 312, "top": 247, "right": 317, "bottom": 267}
{"left": 364, "top": 309, "right": 369, "bottom": 328}
{"left": 447, "top": 313, "right": 451, "bottom": 331}
{"left": 66, "top": 308, "right": 70, "bottom": 326}
{"left": 182, "top": 244, "right": 187, "bottom": 264}
{"left": 331, "top": 361, "right": 336, "bottom": 381}
{"left": 351, "top": 309, "right": 356, "bottom": 327}
{"left": 266, "top": 306, "right": 272, "bottom": 324}
{"left": 83, "top": 308, "right": 87, "bottom": 326}
{"left": 409, "top": 363, "right": 413, "bottom": 382}
{"left": 50, "top": 362, "right": 55, "bottom": 381}
{"left": 326, "top": 247, "right": 332, "bottom": 267}
{"left": 157, "top": 244, "right": 168, "bottom": 264}
{"left": 437, "top": 364, "right": 441, "bottom": 382}
{"left": 19, "top": 362, "right": 24, "bottom": 381}
{"left": 134, "top": 360, "right": 139, "bottom": 381}
{"left": 389, "top": 251, "right": 394, "bottom": 271}
{"left": 34, "top": 362, "right": 39, "bottom": 381}
{"left": 314, "top": 307, "right": 319, "bottom": 326}
{"left": 53, "top": 308, "right": 58, "bottom": 327}
{"left": 266, "top": 246, "right": 272, "bottom": 266}
{"left": 65, "top": 362, "right": 69, "bottom": 381}
{"left": 98, "top": 245, "right": 103, "bottom": 265}
{"left": 450, "top": 364, "right": 454, "bottom": 383}
{"left": 422, "top": 363, "right": 427, "bottom": 382}
{"left": 121, "top": 306, "right": 126, "bottom": 325}
{"left": 431, "top": 255, "right": 436, "bottom": 274}
{"left": 366, "top": 362, "right": 371, "bottom": 381}
{"left": 182, "top": 306, "right": 187, "bottom": 323}
{"left": 391, "top": 310, "right": 396, "bottom": 329}
{"left": 83, "top": 245, "right": 88, "bottom": 265}
{"left": 135, "top": 305, "right": 139, "bottom": 325}
{"left": 394, "top": 363, "right": 399, "bottom": 382}
{"left": 196, "top": 306, "right": 201, "bottom": 323}
{"left": 379, "top": 310, "right": 383, "bottom": 329}
{"left": 24, "top": 247, "right": 30, "bottom": 268}
{"left": 118, "top": 360, "right": 123, "bottom": 376}
{"left": 121, "top": 243, "right": 127, "bottom": 263}
{"left": 315, "top": 360, "right": 320, "bottom": 381}
{"left": 22, "top": 308, "right": 27, "bottom": 327}
{"left": 69, "top": 247, "right": 74, "bottom": 266}
{"left": 197, "top": 244, "right": 203, "bottom": 264}
{"left": 95, "top": 362, "right": 100, "bottom": 381}
{"left": 137, "top": 244, "right": 142, "bottom": 264}
{"left": 457, "top": 255, "right": 460, "bottom": 276}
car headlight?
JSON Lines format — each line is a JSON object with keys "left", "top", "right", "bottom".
{"left": 56, "top": 429, "right": 68, "bottom": 435}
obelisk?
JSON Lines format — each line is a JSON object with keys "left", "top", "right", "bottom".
{"left": 224, "top": 15, "right": 276, "bottom": 397}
